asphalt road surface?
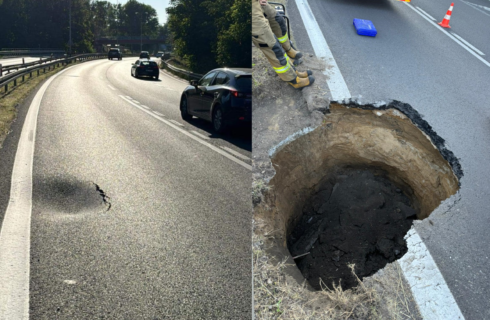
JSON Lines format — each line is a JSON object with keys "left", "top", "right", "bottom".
{"left": 288, "top": 0, "right": 490, "bottom": 318}
{"left": 0, "top": 59, "right": 251, "bottom": 319}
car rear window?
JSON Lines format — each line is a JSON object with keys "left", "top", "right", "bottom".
{"left": 235, "top": 76, "right": 251, "bottom": 91}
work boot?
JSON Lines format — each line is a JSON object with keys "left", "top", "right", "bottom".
{"left": 288, "top": 76, "right": 315, "bottom": 89}
{"left": 296, "top": 70, "right": 313, "bottom": 78}
{"left": 286, "top": 48, "right": 303, "bottom": 60}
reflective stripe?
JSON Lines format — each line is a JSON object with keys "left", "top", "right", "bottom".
{"left": 273, "top": 63, "right": 291, "bottom": 73}
{"left": 278, "top": 33, "right": 288, "bottom": 43}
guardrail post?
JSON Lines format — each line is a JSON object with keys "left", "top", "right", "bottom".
{"left": 22, "top": 57, "right": 25, "bottom": 65}
{"left": 14, "top": 79, "right": 17, "bottom": 87}
{"left": 4, "top": 83, "right": 7, "bottom": 93}
{"left": 0, "top": 64, "right": 2, "bottom": 77}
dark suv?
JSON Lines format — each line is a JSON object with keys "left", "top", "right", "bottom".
{"left": 139, "top": 51, "right": 150, "bottom": 59}
{"left": 179, "top": 68, "right": 251, "bottom": 133}
{"left": 108, "top": 48, "right": 122, "bottom": 60}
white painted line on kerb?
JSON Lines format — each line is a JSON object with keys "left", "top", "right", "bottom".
{"left": 119, "top": 96, "right": 252, "bottom": 171}
{"left": 153, "top": 111, "right": 164, "bottom": 117}
{"left": 169, "top": 119, "right": 184, "bottom": 127}
{"left": 107, "top": 85, "right": 116, "bottom": 90}
{"left": 415, "top": 6, "right": 436, "bottom": 20}
{"left": 404, "top": 2, "right": 490, "bottom": 67}
{"left": 451, "top": 33, "right": 485, "bottom": 55}
{"left": 190, "top": 130, "right": 210, "bottom": 140}
{"left": 399, "top": 228, "right": 465, "bottom": 320}
{"left": 220, "top": 146, "right": 251, "bottom": 161}
{"left": 294, "top": 0, "right": 351, "bottom": 100}
{"left": 0, "top": 65, "right": 74, "bottom": 320}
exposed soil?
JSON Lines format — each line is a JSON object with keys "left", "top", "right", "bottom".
{"left": 288, "top": 168, "right": 416, "bottom": 291}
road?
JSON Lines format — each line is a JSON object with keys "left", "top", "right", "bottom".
{"left": 287, "top": 0, "right": 490, "bottom": 318}
{"left": 0, "top": 58, "right": 251, "bottom": 319}
{"left": 0, "top": 57, "right": 50, "bottom": 67}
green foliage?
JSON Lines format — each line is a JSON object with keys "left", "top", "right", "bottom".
{"left": 0, "top": 0, "right": 162, "bottom": 52}
{"left": 167, "top": 0, "right": 251, "bottom": 74}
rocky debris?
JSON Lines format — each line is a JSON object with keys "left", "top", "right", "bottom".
{"left": 288, "top": 169, "right": 415, "bottom": 290}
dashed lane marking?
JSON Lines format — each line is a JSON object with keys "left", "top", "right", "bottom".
{"left": 405, "top": 2, "right": 490, "bottom": 67}
{"left": 191, "top": 130, "right": 210, "bottom": 140}
{"left": 220, "top": 146, "right": 251, "bottom": 161}
{"left": 108, "top": 85, "right": 116, "bottom": 90}
{"left": 119, "top": 95, "right": 251, "bottom": 171}
{"left": 169, "top": 119, "right": 184, "bottom": 126}
{"left": 451, "top": 33, "right": 485, "bottom": 56}
{"left": 153, "top": 111, "right": 164, "bottom": 116}
{"left": 140, "top": 105, "right": 150, "bottom": 109}
{"left": 415, "top": 6, "right": 436, "bottom": 20}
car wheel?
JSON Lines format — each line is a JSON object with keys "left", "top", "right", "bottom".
{"left": 180, "top": 96, "right": 192, "bottom": 121}
{"left": 212, "top": 105, "right": 227, "bottom": 133}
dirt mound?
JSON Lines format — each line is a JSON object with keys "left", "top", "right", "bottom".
{"left": 288, "top": 168, "right": 415, "bottom": 290}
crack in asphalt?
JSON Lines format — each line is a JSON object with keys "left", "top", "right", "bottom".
{"left": 93, "top": 182, "right": 111, "bottom": 211}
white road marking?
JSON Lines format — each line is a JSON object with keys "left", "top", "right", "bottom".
{"left": 191, "top": 130, "right": 210, "bottom": 140}
{"left": 169, "top": 119, "right": 184, "bottom": 126}
{"left": 451, "top": 33, "right": 485, "bottom": 55}
{"left": 415, "top": 6, "right": 436, "bottom": 20}
{"left": 153, "top": 111, "right": 164, "bottom": 116}
{"left": 0, "top": 65, "right": 74, "bottom": 320}
{"left": 294, "top": 0, "right": 351, "bottom": 100}
{"left": 119, "top": 95, "right": 252, "bottom": 170}
{"left": 140, "top": 105, "right": 150, "bottom": 109}
{"left": 220, "top": 146, "right": 251, "bottom": 161}
{"left": 462, "top": 0, "right": 490, "bottom": 17}
{"left": 108, "top": 85, "right": 116, "bottom": 90}
{"left": 399, "top": 228, "right": 465, "bottom": 320}
{"left": 404, "top": 2, "right": 490, "bottom": 67}
{"left": 63, "top": 280, "right": 77, "bottom": 285}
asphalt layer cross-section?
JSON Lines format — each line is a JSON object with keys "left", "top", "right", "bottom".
{"left": 1, "top": 59, "right": 252, "bottom": 319}
{"left": 287, "top": 0, "right": 490, "bottom": 318}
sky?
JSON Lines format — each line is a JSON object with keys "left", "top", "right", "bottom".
{"left": 106, "top": 0, "right": 171, "bottom": 24}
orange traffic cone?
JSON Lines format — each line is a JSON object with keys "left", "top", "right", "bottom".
{"left": 438, "top": 3, "right": 454, "bottom": 28}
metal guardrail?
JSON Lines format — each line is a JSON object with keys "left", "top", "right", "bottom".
{"left": 0, "top": 56, "right": 66, "bottom": 76}
{"left": 0, "top": 53, "right": 106, "bottom": 95}
{"left": 160, "top": 59, "right": 203, "bottom": 81}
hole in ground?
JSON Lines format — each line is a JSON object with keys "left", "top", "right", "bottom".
{"left": 259, "top": 101, "right": 462, "bottom": 291}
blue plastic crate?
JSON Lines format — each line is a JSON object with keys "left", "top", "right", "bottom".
{"left": 353, "top": 19, "right": 377, "bottom": 37}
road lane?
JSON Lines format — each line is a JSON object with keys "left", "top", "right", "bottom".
{"left": 0, "top": 58, "right": 252, "bottom": 319}
{"left": 287, "top": 0, "right": 490, "bottom": 317}
{"left": 104, "top": 59, "right": 252, "bottom": 160}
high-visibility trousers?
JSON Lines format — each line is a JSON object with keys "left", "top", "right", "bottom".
{"left": 252, "top": 0, "right": 296, "bottom": 82}
{"left": 261, "top": 2, "right": 293, "bottom": 52}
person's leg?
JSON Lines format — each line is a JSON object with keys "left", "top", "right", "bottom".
{"left": 261, "top": 3, "right": 303, "bottom": 60}
{"left": 252, "top": 0, "right": 314, "bottom": 88}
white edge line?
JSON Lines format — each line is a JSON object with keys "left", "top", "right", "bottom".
{"left": 451, "top": 33, "right": 485, "bottom": 56}
{"left": 404, "top": 2, "right": 490, "bottom": 67}
{"left": 294, "top": 0, "right": 351, "bottom": 100}
{"left": 169, "top": 119, "right": 184, "bottom": 127}
{"left": 399, "top": 228, "right": 465, "bottom": 319}
{"left": 190, "top": 130, "right": 210, "bottom": 140}
{"left": 220, "top": 146, "right": 251, "bottom": 161}
{"left": 0, "top": 65, "right": 75, "bottom": 320}
{"left": 415, "top": 6, "right": 437, "bottom": 20}
{"left": 118, "top": 95, "right": 252, "bottom": 171}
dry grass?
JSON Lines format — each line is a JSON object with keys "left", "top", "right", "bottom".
{"left": 253, "top": 219, "right": 422, "bottom": 320}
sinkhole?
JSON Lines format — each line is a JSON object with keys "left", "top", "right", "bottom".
{"left": 262, "top": 101, "right": 462, "bottom": 291}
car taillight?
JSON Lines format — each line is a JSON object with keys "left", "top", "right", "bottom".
{"left": 230, "top": 90, "right": 243, "bottom": 98}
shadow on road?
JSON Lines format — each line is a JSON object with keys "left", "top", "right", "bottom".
{"left": 186, "top": 117, "right": 251, "bottom": 152}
